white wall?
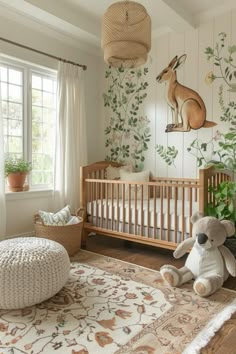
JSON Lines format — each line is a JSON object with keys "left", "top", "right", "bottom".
{"left": 0, "top": 11, "right": 104, "bottom": 237}
{"left": 102, "top": 9, "right": 236, "bottom": 179}
{"left": 6, "top": 191, "right": 53, "bottom": 236}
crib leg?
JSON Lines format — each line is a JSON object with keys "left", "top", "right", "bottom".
{"left": 81, "top": 229, "right": 89, "bottom": 248}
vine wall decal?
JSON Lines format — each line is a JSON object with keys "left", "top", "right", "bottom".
{"left": 188, "top": 32, "right": 236, "bottom": 176}
{"left": 103, "top": 66, "right": 151, "bottom": 170}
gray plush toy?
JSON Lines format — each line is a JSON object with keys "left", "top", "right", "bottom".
{"left": 160, "top": 212, "right": 236, "bottom": 297}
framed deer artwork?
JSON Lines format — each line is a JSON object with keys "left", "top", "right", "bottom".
{"left": 156, "top": 54, "right": 217, "bottom": 132}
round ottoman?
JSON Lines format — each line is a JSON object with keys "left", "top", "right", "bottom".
{"left": 0, "top": 237, "right": 70, "bottom": 309}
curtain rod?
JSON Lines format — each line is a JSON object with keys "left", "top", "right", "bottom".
{"left": 0, "top": 36, "right": 87, "bottom": 71}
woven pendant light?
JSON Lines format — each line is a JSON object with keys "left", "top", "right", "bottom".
{"left": 101, "top": 1, "right": 151, "bottom": 68}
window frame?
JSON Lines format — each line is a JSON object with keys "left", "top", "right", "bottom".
{"left": 0, "top": 56, "right": 57, "bottom": 192}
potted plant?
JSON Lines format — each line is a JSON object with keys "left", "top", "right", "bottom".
{"left": 5, "top": 158, "right": 32, "bottom": 192}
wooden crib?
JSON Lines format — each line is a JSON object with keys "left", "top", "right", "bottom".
{"left": 80, "top": 161, "right": 233, "bottom": 250}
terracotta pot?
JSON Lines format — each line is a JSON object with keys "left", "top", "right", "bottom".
{"left": 7, "top": 172, "right": 28, "bottom": 192}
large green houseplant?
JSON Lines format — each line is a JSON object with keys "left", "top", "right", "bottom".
{"left": 5, "top": 158, "right": 32, "bottom": 192}
{"left": 205, "top": 181, "right": 236, "bottom": 224}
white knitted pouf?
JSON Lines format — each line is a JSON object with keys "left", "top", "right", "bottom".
{"left": 0, "top": 237, "right": 70, "bottom": 309}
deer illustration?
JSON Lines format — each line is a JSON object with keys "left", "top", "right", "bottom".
{"left": 156, "top": 54, "right": 216, "bottom": 132}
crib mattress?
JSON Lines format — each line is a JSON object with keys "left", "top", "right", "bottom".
{"left": 87, "top": 198, "right": 198, "bottom": 234}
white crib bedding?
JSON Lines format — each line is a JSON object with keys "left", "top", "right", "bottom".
{"left": 87, "top": 198, "right": 198, "bottom": 234}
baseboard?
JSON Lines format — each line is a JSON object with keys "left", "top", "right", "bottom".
{"left": 6, "top": 231, "right": 36, "bottom": 239}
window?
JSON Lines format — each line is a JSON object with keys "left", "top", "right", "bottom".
{"left": 0, "top": 58, "right": 57, "bottom": 189}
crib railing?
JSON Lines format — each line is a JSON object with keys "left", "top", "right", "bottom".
{"left": 80, "top": 162, "right": 234, "bottom": 250}
{"left": 83, "top": 178, "right": 200, "bottom": 249}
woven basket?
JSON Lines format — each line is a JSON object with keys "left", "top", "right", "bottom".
{"left": 34, "top": 208, "right": 84, "bottom": 256}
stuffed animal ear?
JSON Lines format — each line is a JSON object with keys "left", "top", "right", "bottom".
{"left": 221, "top": 220, "right": 235, "bottom": 237}
{"left": 191, "top": 212, "right": 204, "bottom": 224}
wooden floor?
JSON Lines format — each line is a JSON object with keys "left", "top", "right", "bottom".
{"left": 83, "top": 234, "right": 236, "bottom": 354}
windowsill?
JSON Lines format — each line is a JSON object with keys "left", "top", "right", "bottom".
{"left": 5, "top": 189, "right": 53, "bottom": 201}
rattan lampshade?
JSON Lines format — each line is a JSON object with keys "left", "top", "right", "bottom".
{"left": 101, "top": 1, "right": 151, "bottom": 68}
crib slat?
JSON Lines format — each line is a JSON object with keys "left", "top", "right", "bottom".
{"left": 122, "top": 184, "right": 125, "bottom": 233}
{"left": 167, "top": 186, "right": 170, "bottom": 242}
{"left": 128, "top": 184, "right": 131, "bottom": 234}
{"left": 195, "top": 182, "right": 198, "bottom": 202}
{"left": 141, "top": 185, "right": 144, "bottom": 236}
{"left": 160, "top": 186, "right": 163, "bottom": 240}
{"left": 91, "top": 181, "right": 94, "bottom": 224}
{"left": 174, "top": 187, "right": 177, "bottom": 244}
{"left": 111, "top": 184, "right": 114, "bottom": 231}
{"left": 106, "top": 183, "right": 108, "bottom": 229}
{"left": 95, "top": 182, "right": 98, "bottom": 226}
{"left": 101, "top": 182, "right": 104, "bottom": 229}
{"left": 117, "top": 183, "right": 119, "bottom": 232}
{"left": 154, "top": 186, "right": 157, "bottom": 239}
{"left": 181, "top": 187, "right": 185, "bottom": 241}
{"left": 147, "top": 185, "right": 150, "bottom": 238}
{"left": 134, "top": 185, "right": 137, "bottom": 236}
{"left": 189, "top": 186, "right": 193, "bottom": 237}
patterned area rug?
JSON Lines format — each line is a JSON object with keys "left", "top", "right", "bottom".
{"left": 0, "top": 250, "right": 236, "bottom": 354}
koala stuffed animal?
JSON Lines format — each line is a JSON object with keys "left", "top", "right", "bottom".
{"left": 160, "top": 213, "right": 236, "bottom": 297}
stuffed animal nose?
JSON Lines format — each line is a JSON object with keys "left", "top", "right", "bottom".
{"left": 197, "top": 233, "right": 208, "bottom": 245}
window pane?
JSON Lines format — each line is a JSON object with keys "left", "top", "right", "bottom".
{"left": 4, "top": 136, "right": 8, "bottom": 153}
{"left": 32, "top": 106, "right": 42, "bottom": 122}
{"left": 8, "top": 136, "right": 22, "bottom": 154}
{"left": 32, "top": 154, "right": 43, "bottom": 170}
{"left": 43, "top": 107, "right": 55, "bottom": 123}
{"left": 32, "top": 138, "right": 43, "bottom": 153}
{"left": 8, "top": 119, "right": 22, "bottom": 136}
{"left": 8, "top": 102, "right": 22, "bottom": 120}
{"left": 32, "top": 75, "right": 42, "bottom": 90}
{"left": 9, "top": 69, "right": 22, "bottom": 85}
{"left": 43, "top": 78, "right": 53, "bottom": 92}
{"left": 1, "top": 83, "right": 7, "bottom": 100}
{"left": 32, "top": 89, "right": 42, "bottom": 106}
{"left": 32, "top": 121, "right": 42, "bottom": 138}
{"left": 0, "top": 67, "right": 7, "bottom": 81}
{"left": 43, "top": 92, "right": 53, "bottom": 107}
{"left": 7, "top": 153, "right": 22, "bottom": 160}
{"left": 42, "top": 123, "right": 50, "bottom": 140}
{"left": 9, "top": 84, "right": 22, "bottom": 103}
{"left": 3, "top": 119, "right": 7, "bottom": 135}
{"left": 32, "top": 171, "right": 43, "bottom": 184}
{"left": 2, "top": 101, "right": 7, "bottom": 117}
{"left": 43, "top": 154, "right": 52, "bottom": 169}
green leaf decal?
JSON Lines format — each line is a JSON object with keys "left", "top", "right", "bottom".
{"left": 103, "top": 66, "right": 150, "bottom": 169}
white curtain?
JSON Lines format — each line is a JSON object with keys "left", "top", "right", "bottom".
{"left": 54, "top": 62, "right": 88, "bottom": 213}
{"left": 0, "top": 76, "right": 6, "bottom": 240}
